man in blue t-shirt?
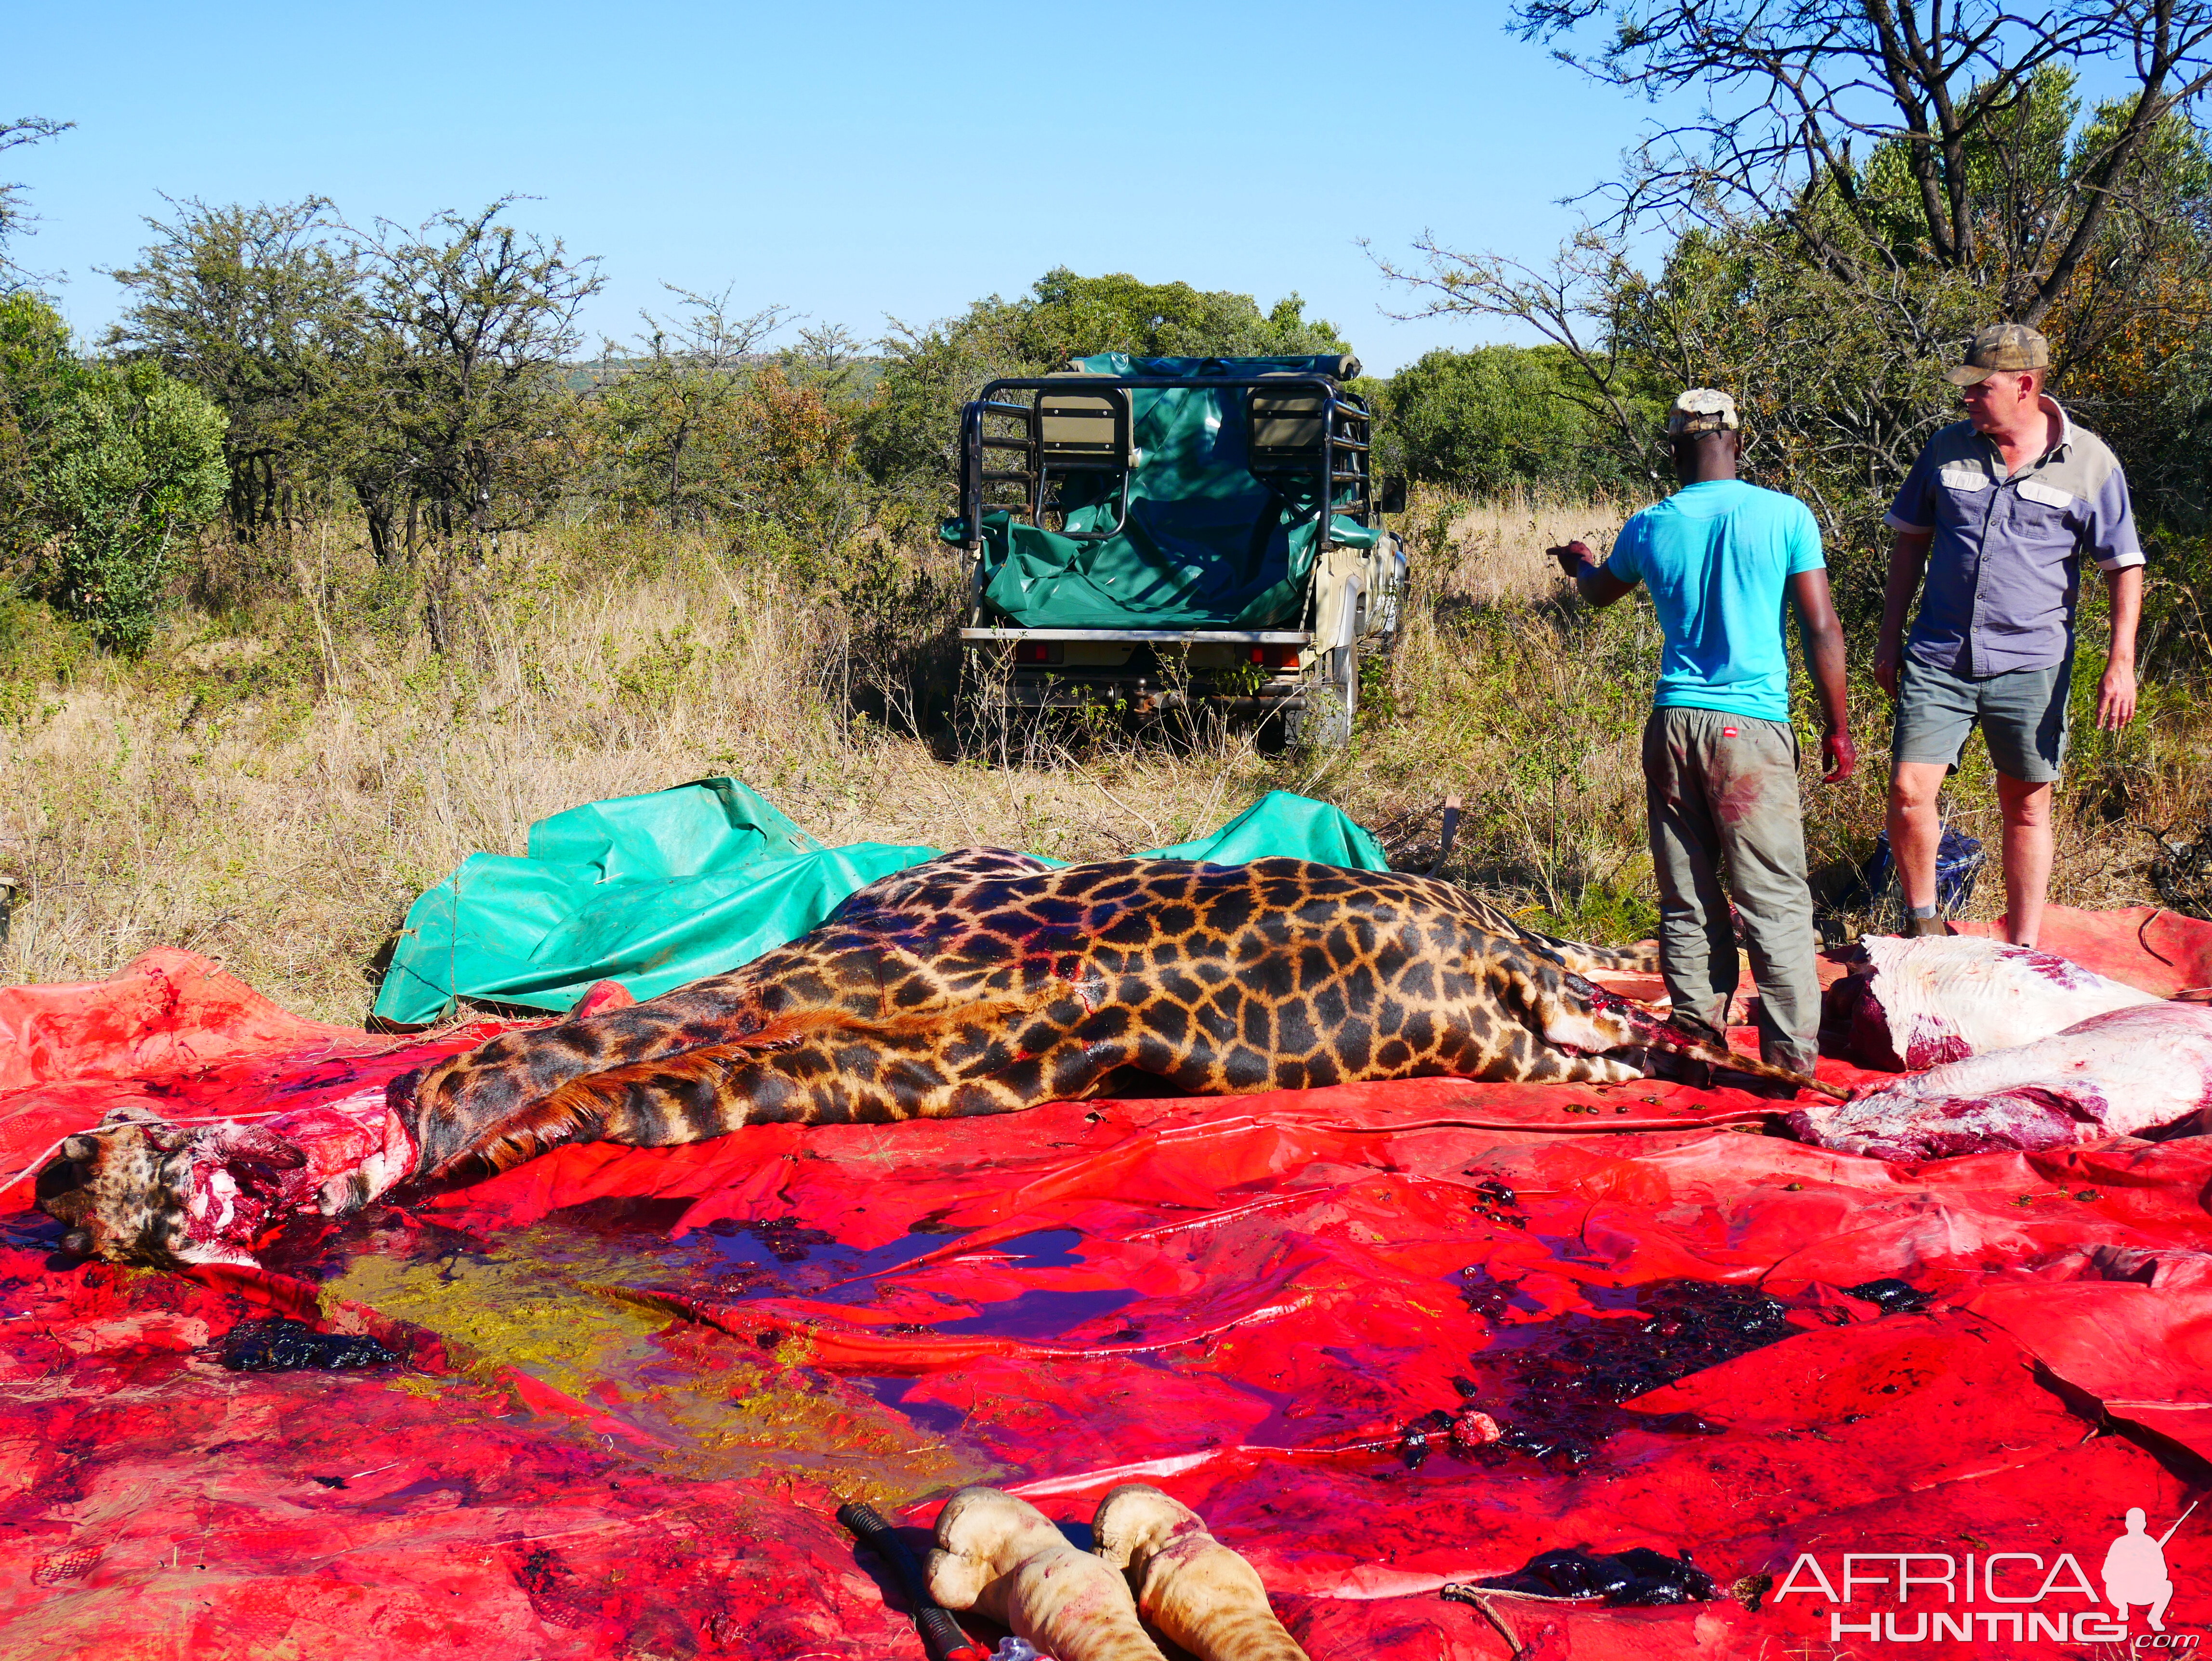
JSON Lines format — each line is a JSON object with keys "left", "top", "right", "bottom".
{"left": 1550, "top": 389, "right": 1855, "bottom": 1077}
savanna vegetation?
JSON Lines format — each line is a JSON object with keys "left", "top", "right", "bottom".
{"left": 9, "top": 0, "right": 2212, "bottom": 1021}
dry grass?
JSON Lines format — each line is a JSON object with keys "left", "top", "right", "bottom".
{"left": 0, "top": 526, "right": 1378, "bottom": 1020}
{"left": 4, "top": 492, "right": 2206, "bottom": 1025}
{"left": 1429, "top": 489, "right": 1629, "bottom": 607}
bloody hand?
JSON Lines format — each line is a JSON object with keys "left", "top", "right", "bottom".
{"left": 1821, "top": 729, "right": 1857, "bottom": 783}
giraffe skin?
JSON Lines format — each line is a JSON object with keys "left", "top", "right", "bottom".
{"left": 39, "top": 851, "right": 1834, "bottom": 1266}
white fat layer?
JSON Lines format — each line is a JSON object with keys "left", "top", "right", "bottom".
{"left": 1860, "top": 934, "right": 2157, "bottom": 1061}
{"left": 176, "top": 1239, "right": 260, "bottom": 1267}
{"left": 320, "top": 1120, "right": 417, "bottom": 1216}
{"left": 1804, "top": 1002, "right": 2212, "bottom": 1151}
{"left": 308, "top": 1087, "right": 419, "bottom": 1215}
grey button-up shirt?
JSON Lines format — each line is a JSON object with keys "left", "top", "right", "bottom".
{"left": 1884, "top": 398, "right": 2143, "bottom": 675}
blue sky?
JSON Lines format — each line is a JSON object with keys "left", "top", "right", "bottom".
{"left": 9, "top": 1, "right": 1676, "bottom": 372}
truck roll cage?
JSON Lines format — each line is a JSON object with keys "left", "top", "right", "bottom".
{"left": 956, "top": 373, "right": 1374, "bottom": 553}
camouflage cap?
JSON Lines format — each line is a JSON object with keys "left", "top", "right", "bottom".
{"left": 1666, "top": 388, "right": 1738, "bottom": 436}
{"left": 1946, "top": 322, "right": 2049, "bottom": 386}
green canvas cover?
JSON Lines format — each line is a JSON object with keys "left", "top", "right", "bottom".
{"left": 372, "top": 778, "right": 1390, "bottom": 1027}
{"left": 972, "top": 355, "right": 1377, "bottom": 631}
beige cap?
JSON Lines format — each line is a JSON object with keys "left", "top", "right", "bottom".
{"left": 1666, "top": 388, "right": 1738, "bottom": 436}
{"left": 1946, "top": 322, "right": 2049, "bottom": 386}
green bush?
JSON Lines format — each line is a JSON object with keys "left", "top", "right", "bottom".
{"left": 2, "top": 296, "right": 230, "bottom": 653}
{"left": 0, "top": 292, "right": 83, "bottom": 564}
{"left": 45, "top": 361, "right": 228, "bottom": 654}
{"left": 1381, "top": 344, "right": 1633, "bottom": 496}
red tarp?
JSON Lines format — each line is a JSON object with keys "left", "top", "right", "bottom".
{"left": 6, "top": 915, "right": 2212, "bottom": 1658}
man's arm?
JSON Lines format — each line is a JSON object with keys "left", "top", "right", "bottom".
{"left": 2099, "top": 564, "right": 2142, "bottom": 730}
{"left": 1548, "top": 539, "right": 1636, "bottom": 609}
{"left": 2087, "top": 464, "right": 2146, "bottom": 733}
{"left": 1789, "top": 568, "right": 1856, "bottom": 782}
{"left": 1874, "top": 530, "right": 1932, "bottom": 699}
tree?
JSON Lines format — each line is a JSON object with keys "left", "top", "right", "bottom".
{"left": 1384, "top": 343, "right": 1645, "bottom": 496}
{"left": 781, "top": 321, "right": 867, "bottom": 399}
{"left": 2036, "top": 90, "right": 2212, "bottom": 519}
{"left": 105, "top": 197, "right": 361, "bottom": 541}
{"left": 859, "top": 268, "right": 1350, "bottom": 490}
{"left": 1385, "top": 40, "right": 2212, "bottom": 615}
{"left": 0, "top": 118, "right": 71, "bottom": 294}
{"left": 344, "top": 199, "right": 601, "bottom": 564}
{"left": 1376, "top": 226, "right": 1677, "bottom": 490}
{"left": 592, "top": 286, "right": 791, "bottom": 524}
{"left": 44, "top": 360, "right": 228, "bottom": 653}
{"left": 1018, "top": 268, "right": 1348, "bottom": 362}
{"left": 0, "top": 291, "right": 84, "bottom": 564}
{"left": 857, "top": 293, "right": 1037, "bottom": 493}
{"left": 1511, "top": 0, "right": 2212, "bottom": 325}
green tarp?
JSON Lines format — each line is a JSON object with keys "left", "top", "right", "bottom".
{"left": 372, "top": 778, "right": 1390, "bottom": 1027}
{"left": 972, "top": 354, "right": 1377, "bottom": 631}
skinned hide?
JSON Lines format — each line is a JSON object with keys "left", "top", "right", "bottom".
{"left": 1791, "top": 1002, "right": 2212, "bottom": 1161}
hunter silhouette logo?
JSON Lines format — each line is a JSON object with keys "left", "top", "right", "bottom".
{"left": 2107, "top": 1502, "right": 2195, "bottom": 1634}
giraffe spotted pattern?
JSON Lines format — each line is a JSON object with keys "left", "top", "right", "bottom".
{"left": 40, "top": 851, "right": 1833, "bottom": 1266}
{"left": 399, "top": 849, "right": 1817, "bottom": 1178}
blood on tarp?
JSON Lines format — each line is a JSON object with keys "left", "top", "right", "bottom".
{"left": 1462, "top": 1544, "right": 1720, "bottom": 1606}
{"left": 220, "top": 1316, "right": 399, "bottom": 1372}
{"left": 1441, "top": 1273, "right": 1819, "bottom": 1465}
{"left": 7, "top": 913, "right": 2212, "bottom": 1659}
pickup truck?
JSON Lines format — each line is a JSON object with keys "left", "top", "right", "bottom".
{"left": 943, "top": 353, "right": 1408, "bottom": 747}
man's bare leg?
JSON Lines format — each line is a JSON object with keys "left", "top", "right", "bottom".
{"left": 1994, "top": 771, "right": 2055, "bottom": 947}
{"left": 1887, "top": 762, "right": 1949, "bottom": 926}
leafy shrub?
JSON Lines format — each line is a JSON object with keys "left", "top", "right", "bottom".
{"left": 0, "top": 292, "right": 82, "bottom": 565}
{"left": 1381, "top": 344, "right": 1634, "bottom": 497}
{"left": 44, "top": 361, "right": 228, "bottom": 653}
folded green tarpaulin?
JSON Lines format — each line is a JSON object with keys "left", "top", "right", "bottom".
{"left": 973, "top": 353, "right": 1377, "bottom": 631}
{"left": 372, "top": 778, "right": 1390, "bottom": 1027}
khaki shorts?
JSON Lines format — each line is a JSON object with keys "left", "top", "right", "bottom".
{"left": 1893, "top": 653, "right": 2072, "bottom": 784}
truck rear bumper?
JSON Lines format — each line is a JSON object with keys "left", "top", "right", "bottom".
{"left": 959, "top": 628, "right": 1312, "bottom": 644}
{"left": 962, "top": 628, "right": 1312, "bottom": 713}
{"left": 1001, "top": 676, "right": 1304, "bottom": 712}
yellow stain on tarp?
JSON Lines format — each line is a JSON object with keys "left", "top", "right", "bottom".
{"left": 322, "top": 1230, "right": 997, "bottom": 1505}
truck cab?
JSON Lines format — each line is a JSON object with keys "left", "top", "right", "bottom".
{"left": 943, "top": 353, "right": 1407, "bottom": 746}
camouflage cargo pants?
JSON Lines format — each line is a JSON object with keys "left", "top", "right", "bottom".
{"left": 1641, "top": 706, "right": 1821, "bottom": 1074}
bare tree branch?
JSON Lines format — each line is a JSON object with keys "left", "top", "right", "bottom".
{"left": 0, "top": 117, "right": 74, "bottom": 293}
{"left": 1514, "top": 0, "right": 2212, "bottom": 317}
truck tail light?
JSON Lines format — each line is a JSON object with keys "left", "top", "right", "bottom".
{"left": 1250, "top": 645, "right": 1302, "bottom": 670}
{"left": 1014, "top": 643, "right": 1063, "bottom": 665}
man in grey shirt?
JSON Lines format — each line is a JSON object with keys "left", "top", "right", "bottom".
{"left": 1876, "top": 323, "right": 2144, "bottom": 946}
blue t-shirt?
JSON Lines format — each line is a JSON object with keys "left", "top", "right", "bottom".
{"left": 1602, "top": 479, "right": 1824, "bottom": 724}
